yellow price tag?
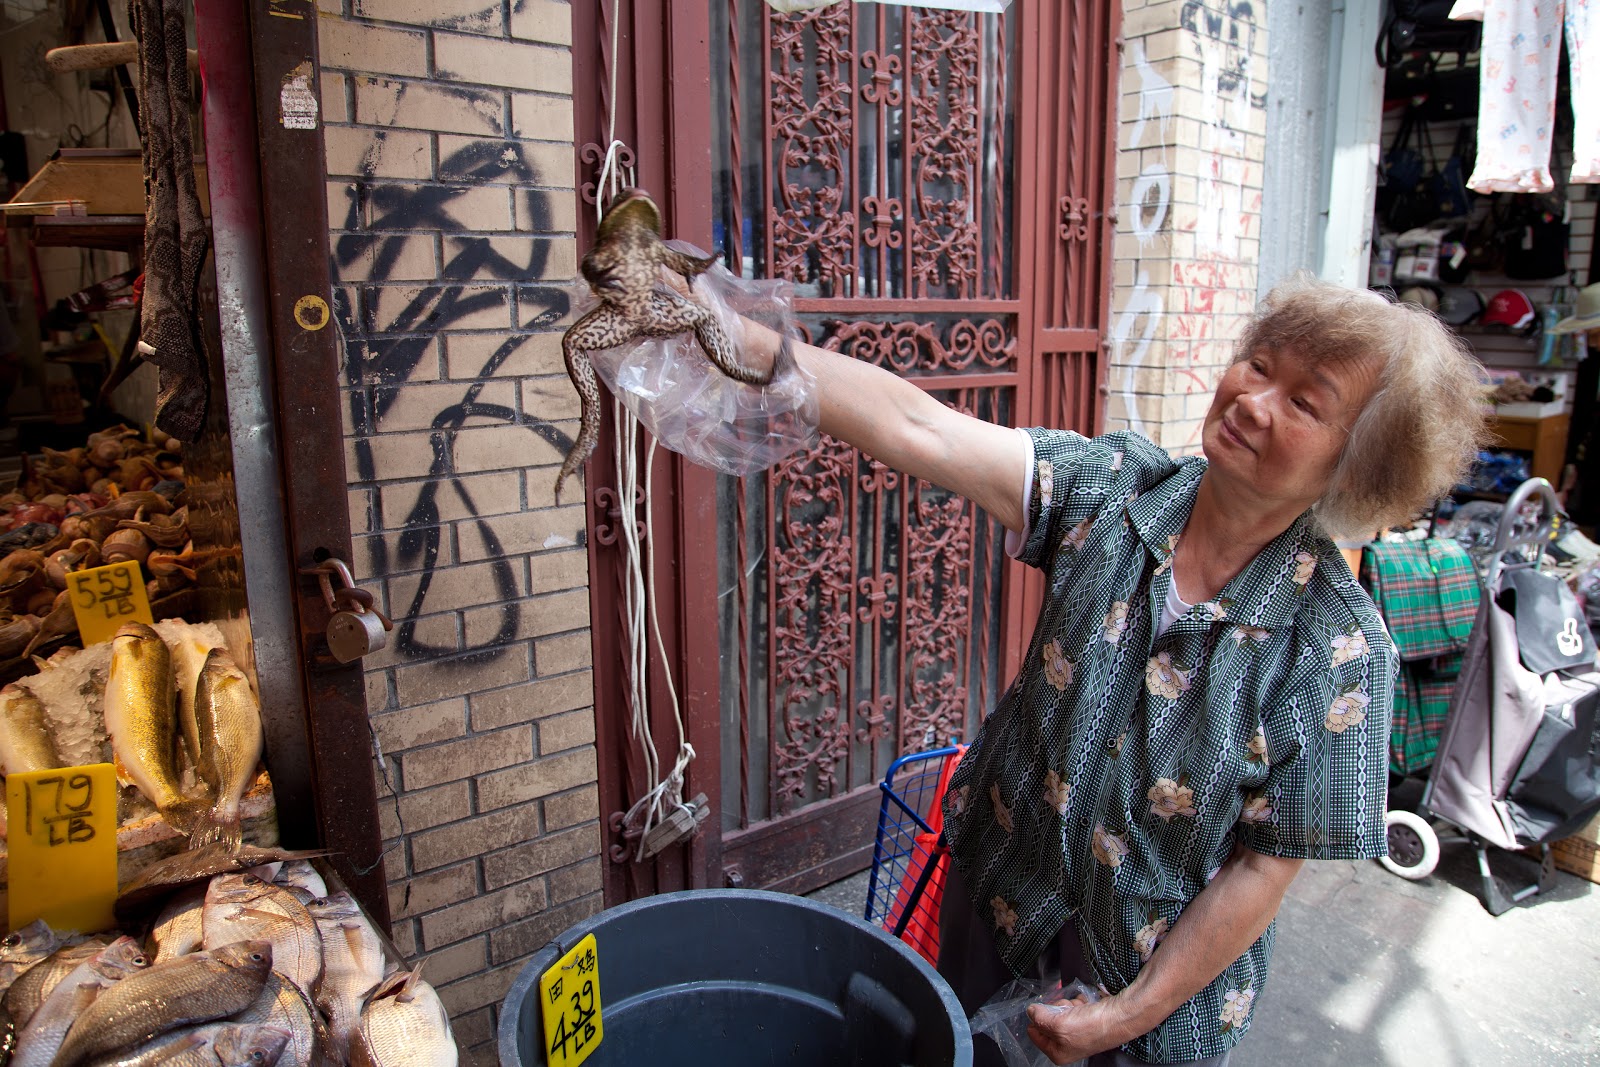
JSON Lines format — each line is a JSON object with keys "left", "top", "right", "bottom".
{"left": 6, "top": 764, "right": 118, "bottom": 934}
{"left": 538, "top": 932, "right": 602, "bottom": 1067}
{"left": 66, "top": 561, "right": 153, "bottom": 646}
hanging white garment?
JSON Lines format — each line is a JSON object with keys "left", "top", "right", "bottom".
{"left": 1469, "top": 0, "right": 1599, "bottom": 193}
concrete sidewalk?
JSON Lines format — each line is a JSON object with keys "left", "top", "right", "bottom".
{"left": 807, "top": 811, "right": 1600, "bottom": 1065}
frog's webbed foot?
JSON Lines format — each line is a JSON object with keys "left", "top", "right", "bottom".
{"left": 647, "top": 290, "right": 774, "bottom": 386}
{"left": 660, "top": 245, "right": 717, "bottom": 281}
{"left": 557, "top": 307, "right": 640, "bottom": 503}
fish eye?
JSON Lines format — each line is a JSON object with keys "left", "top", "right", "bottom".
{"left": 2, "top": 934, "right": 19, "bottom": 947}
{"left": 249, "top": 952, "right": 265, "bottom": 962}
{"left": 242, "top": 875, "right": 262, "bottom": 885}
{"left": 133, "top": 955, "right": 148, "bottom": 966}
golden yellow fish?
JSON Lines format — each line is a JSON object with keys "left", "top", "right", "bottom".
{"left": 103, "top": 622, "right": 190, "bottom": 825}
{"left": 0, "top": 684, "right": 60, "bottom": 775}
{"left": 189, "top": 649, "right": 262, "bottom": 851}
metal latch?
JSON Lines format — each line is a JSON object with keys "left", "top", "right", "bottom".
{"left": 300, "top": 557, "right": 393, "bottom": 663}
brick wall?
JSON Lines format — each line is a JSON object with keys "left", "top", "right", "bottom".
{"left": 1105, "top": 0, "right": 1270, "bottom": 454}
{"left": 315, "top": 2, "right": 600, "bottom": 1060}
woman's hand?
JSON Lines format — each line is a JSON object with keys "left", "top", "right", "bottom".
{"left": 1025, "top": 994, "right": 1129, "bottom": 1064}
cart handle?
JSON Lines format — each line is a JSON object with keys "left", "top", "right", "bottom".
{"left": 1486, "top": 478, "right": 1562, "bottom": 588}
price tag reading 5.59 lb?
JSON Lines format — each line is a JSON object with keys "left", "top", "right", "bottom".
{"left": 67, "top": 561, "right": 153, "bottom": 646}
{"left": 6, "top": 764, "right": 118, "bottom": 934}
{"left": 539, "top": 932, "right": 602, "bottom": 1067}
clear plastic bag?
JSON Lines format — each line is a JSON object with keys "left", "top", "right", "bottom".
{"left": 581, "top": 247, "right": 818, "bottom": 477}
{"left": 969, "top": 977, "right": 1101, "bottom": 1067}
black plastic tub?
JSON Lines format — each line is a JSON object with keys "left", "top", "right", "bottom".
{"left": 497, "top": 888, "right": 972, "bottom": 1067}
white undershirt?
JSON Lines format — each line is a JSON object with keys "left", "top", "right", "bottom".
{"left": 1155, "top": 575, "right": 1193, "bottom": 639}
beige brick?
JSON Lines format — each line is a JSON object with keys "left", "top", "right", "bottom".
{"left": 379, "top": 471, "right": 523, "bottom": 529}
{"left": 388, "top": 560, "right": 524, "bottom": 616}
{"left": 488, "top": 897, "right": 599, "bottom": 965}
{"left": 461, "top": 588, "right": 590, "bottom": 647}
{"left": 481, "top": 824, "right": 600, "bottom": 890}
{"left": 455, "top": 506, "right": 586, "bottom": 559}
{"left": 471, "top": 670, "right": 594, "bottom": 731}
{"left": 355, "top": 77, "right": 504, "bottom": 136}
{"left": 476, "top": 746, "right": 596, "bottom": 811}
{"left": 403, "top": 726, "right": 535, "bottom": 791}
{"left": 510, "top": 0, "right": 571, "bottom": 44}
{"left": 520, "top": 373, "right": 580, "bottom": 422}
{"left": 370, "top": 379, "right": 516, "bottom": 432}
{"left": 319, "top": 19, "right": 428, "bottom": 76}
{"left": 434, "top": 135, "right": 567, "bottom": 186}
{"left": 442, "top": 235, "right": 577, "bottom": 280}
{"left": 461, "top": 1043, "right": 498, "bottom": 1067}
{"left": 510, "top": 92, "right": 576, "bottom": 144}
{"left": 433, "top": 33, "right": 571, "bottom": 94}
{"left": 538, "top": 707, "right": 594, "bottom": 755}
{"left": 351, "top": 0, "right": 504, "bottom": 36}
{"left": 527, "top": 548, "right": 589, "bottom": 595}
{"left": 389, "top": 918, "right": 419, "bottom": 957}
{"left": 328, "top": 182, "right": 361, "bottom": 228}
{"left": 519, "top": 285, "right": 575, "bottom": 327}
{"left": 367, "top": 285, "right": 511, "bottom": 332}
{"left": 437, "top": 958, "right": 527, "bottom": 1015}
{"left": 351, "top": 529, "right": 454, "bottom": 586}
{"left": 419, "top": 876, "right": 547, "bottom": 949}
{"left": 366, "top": 183, "right": 514, "bottom": 232}
{"left": 334, "top": 234, "right": 438, "bottom": 282}
{"left": 445, "top": 330, "right": 563, "bottom": 379}
{"left": 514, "top": 187, "right": 579, "bottom": 234}
{"left": 322, "top": 73, "right": 351, "bottom": 124}
{"left": 415, "top": 936, "right": 489, "bottom": 986}
{"left": 451, "top": 1008, "right": 495, "bottom": 1054}
{"left": 380, "top": 778, "right": 472, "bottom": 837}
{"left": 348, "top": 487, "right": 375, "bottom": 535}
{"left": 365, "top": 668, "right": 394, "bottom": 714}
{"left": 325, "top": 127, "right": 433, "bottom": 180}
{"left": 363, "top": 612, "right": 459, "bottom": 669}
{"left": 412, "top": 801, "right": 540, "bottom": 875}
{"left": 542, "top": 783, "right": 598, "bottom": 831}
{"left": 447, "top": 424, "right": 560, "bottom": 476}
{"left": 535, "top": 631, "right": 591, "bottom": 676}
{"left": 393, "top": 647, "right": 532, "bottom": 706}
{"left": 390, "top": 859, "right": 477, "bottom": 919}
{"left": 373, "top": 698, "right": 467, "bottom": 753}
{"left": 549, "top": 857, "right": 602, "bottom": 905}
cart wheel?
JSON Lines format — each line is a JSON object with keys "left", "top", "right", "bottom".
{"left": 1379, "top": 809, "right": 1440, "bottom": 880}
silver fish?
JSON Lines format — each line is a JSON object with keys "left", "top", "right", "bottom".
{"left": 306, "top": 893, "right": 387, "bottom": 1063}
{"left": 12, "top": 936, "right": 147, "bottom": 1067}
{"left": 82, "top": 1022, "right": 289, "bottom": 1067}
{"left": 1, "top": 940, "right": 105, "bottom": 1030}
{"left": 271, "top": 862, "right": 325, "bottom": 902}
{"left": 351, "top": 971, "right": 456, "bottom": 1067}
{"left": 51, "top": 940, "right": 274, "bottom": 1067}
{"left": 228, "top": 972, "right": 324, "bottom": 1067}
{"left": 0, "top": 921, "right": 61, "bottom": 1001}
{"left": 151, "top": 884, "right": 208, "bottom": 963}
{"left": 202, "top": 876, "right": 323, "bottom": 995}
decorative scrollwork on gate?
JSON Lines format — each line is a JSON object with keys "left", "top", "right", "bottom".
{"left": 900, "top": 480, "right": 975, "bottom": 752}
{"left": 908, "top": 11, "right": 982, "bottom": 299}
{"left": 825, "top": 318, "right": 1016, "bottom": 374}
{"left": 1058, "top": 195, "right": 1091, "bottom": 243}
{"left": 770, "top": 5, "right": 857, "bottom": 293}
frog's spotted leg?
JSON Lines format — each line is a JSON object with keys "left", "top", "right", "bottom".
{"left": 646, "top": 290, "right": 774, "bottom": 385}
{"left": 556, "top": 305, "right": 640, "bottom": 503}
{"left": 660, "top": 246, "right": 718, "bottom": 281}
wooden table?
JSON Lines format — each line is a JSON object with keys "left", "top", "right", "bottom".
{"left": 1483, "top": 412, "right": 1570, "bottom": 484}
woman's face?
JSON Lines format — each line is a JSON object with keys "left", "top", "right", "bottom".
{"left": 1201, "top": 346, "right": 1381, "bottom": 510}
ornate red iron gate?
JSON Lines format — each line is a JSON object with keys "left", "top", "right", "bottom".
{"left": 574, "top": 0, "right": 1120, "bottom": 902}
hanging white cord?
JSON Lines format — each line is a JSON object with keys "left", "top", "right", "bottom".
{"left": 593, "top": 0, "right": 693, "bottom": 860}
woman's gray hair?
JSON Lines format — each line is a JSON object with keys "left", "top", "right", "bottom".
{"left": 1235, "top": 274, "right": 1486, "bottom": 538}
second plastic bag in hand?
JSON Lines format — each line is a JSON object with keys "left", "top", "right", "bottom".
{"left": 584, "top": 251, "right": 818, "bottom": 477}
{"left": 970, "top": 978, "right": 1101, "bottom": 1067}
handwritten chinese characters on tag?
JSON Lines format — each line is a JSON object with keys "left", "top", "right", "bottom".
{"left": 6, "top": 764, "right": 118, "bottom": 934}
{"left": 67, "top": 561, "right": 154, "bottom": 646}
{"left": 539, "top": 932, "right": 602, "bottom": 1067}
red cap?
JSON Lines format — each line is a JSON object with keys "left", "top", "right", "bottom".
{"left": 1481, "top": 289, "right": 1535, "bottom": 330}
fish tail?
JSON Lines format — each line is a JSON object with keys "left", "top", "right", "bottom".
{"left": 188, "top": 802, "right": 243, "bottom": 852}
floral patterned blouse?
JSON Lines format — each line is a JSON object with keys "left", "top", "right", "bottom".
{"left": 942, "top": 428, "right": 1393, "bottom": 1062}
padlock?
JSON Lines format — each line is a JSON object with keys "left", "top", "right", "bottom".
{"left": 300, "top": 558, "right": 393, "bottom": 664}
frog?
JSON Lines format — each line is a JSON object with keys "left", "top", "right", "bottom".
{"left": 556, "top": 188, "right": 774, "bottom": 503}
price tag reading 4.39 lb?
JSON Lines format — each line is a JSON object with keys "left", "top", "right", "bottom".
{"left": 6, "top": 764, "right": 118, "bottom": 934}
{"left": 539, "top": 932, "right": 602, "bottom": 1067}
{"left": 67, "top": 561, "right": 153, "bottom": 646}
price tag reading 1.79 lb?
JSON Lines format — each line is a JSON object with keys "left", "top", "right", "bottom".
{"left": 67, "top": 560, "right": 153, "bottom": 646}
{"left": 539, "top": 932, "right": 602, "bottom": 1067}
{"left": 6, "top": 764, "right": 118, "bottom": 934}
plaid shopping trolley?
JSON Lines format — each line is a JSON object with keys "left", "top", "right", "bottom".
{"left": 863, "top": 745, "right": 965, "bottom": 966}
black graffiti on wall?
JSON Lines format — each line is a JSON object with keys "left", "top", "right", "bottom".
{"left": 1180, "top": 0, "right": 1267, "bottom": 110}
{"left": 335, "top": 140, "right": 578, "bottom": 661}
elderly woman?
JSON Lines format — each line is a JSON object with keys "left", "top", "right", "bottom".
{"left": 705, "top": 274, "right": 1481, "bottom": 1063}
